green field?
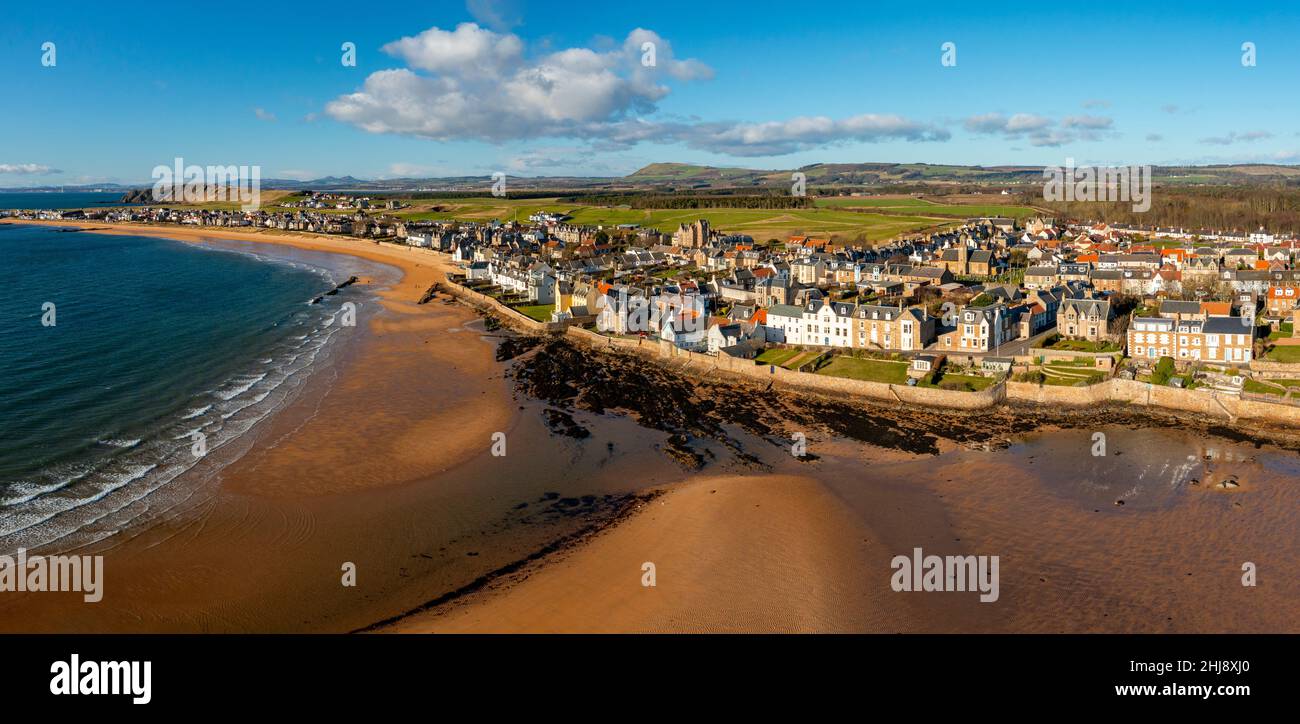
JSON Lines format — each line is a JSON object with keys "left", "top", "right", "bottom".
{"left": 184, "top": 189, "right": 1039, "bottom": 244}
{"left": 813, "top": 196, "right": 1038, "bottom": 219}
{"left": 316, "top": 196, "right": 966, "bottom": 243}
{"left": 814, "top": 356, "right": 909, "bottom": 384}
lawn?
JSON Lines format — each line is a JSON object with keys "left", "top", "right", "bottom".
{"left": 1243, "top": 378, "right": 1300, "bottom": 396}
{"left": 782, "top": 351, "right": 820, "bottom": 370}
{"left": 814, "top": 356, "right": 909, "bottom": 384}
{"left": 1265, "top": 345, "right": 1300, "bottom": 363}
{"left": 1043, "top": 338, "right": 1121, "bottom": 353}
{"left": 1243, "top": 379, "right": 1284, "bottom": 396}
{"left": 1041, "top": 362, "right": 1106, "bottom": 386}
{"left": 755, "top": 348, "right": 801, "bottom": 367}
{"left": 918, "top": 372, "right": 997, "bottom": 391}
{"left": 1268, "top": 322, "right": 1294, "bottom": 340}
{"left": 512, "top": 304, "right": 554, "bottom": 323}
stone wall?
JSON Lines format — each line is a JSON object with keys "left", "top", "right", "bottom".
{"left": 1249, "top": 359, "right": 1300, "bottom": 378}
{"left": 1006, "top": 377, "right": 1300, "bottom": 424}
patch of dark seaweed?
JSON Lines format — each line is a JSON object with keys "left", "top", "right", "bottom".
{"left": 355, "top": 490, "right": 660, "bottom": 632}
{"left": 496, "top": 334, "right": 543, "bottom": 362}
{"left": 542, "top": 408, "right": 590, "bottom": 439}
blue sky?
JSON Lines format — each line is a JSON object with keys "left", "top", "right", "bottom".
{"left": 2, "top": 0, "right": 1299, "bottom": 184}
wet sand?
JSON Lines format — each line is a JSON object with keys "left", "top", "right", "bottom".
{"left": 393, "top": 473, "right": 897, "bottom": 633}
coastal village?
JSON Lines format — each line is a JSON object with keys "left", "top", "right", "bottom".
{"left": 10, "top": 197, "right": 1300, "bottom": 403}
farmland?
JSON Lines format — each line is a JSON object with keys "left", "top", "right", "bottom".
{"left": 295, "top": 194, "right": 1040, "bottom": 244}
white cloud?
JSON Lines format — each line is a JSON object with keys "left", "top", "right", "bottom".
{"left": 386, "top": 162, "right": 443, "bottom": 177}
{"left": 325, "top": 23, "right": 945, "bottom": 157}
{"left": 466, "top": 0, "right": 523, "bottom": 32}
{"left": 254, "top": 108, "right": 277, "bottom": 122}
{"left": 1061, "top": 115, "right": 1113, "bottom": 130}
{"left": 381, "top": 23, "right": 524, "bottom": 77}
{"left": 963, "top": 112, "right": 1113, "bottom": 147}
{"left": 0, "top": 163, "right": 59, "bottom": 175}
{"left": 1199, "top": 130, "right": 1273, "bottom": 145}
{"left": 673, "top": 114, "right": 950, "bottom": 156}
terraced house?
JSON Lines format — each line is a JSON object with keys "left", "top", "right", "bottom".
{"left": 1127, "top": 314, "right": 1255, "bottom": 365}
{"left": 851, "top": 304, "right": 937, "bottom": 351}
{"left": 802, "top": 299, "right": 856, "bottom": 348}
{"left": 938, "top": 304, "right": 1018, "bottom": 353}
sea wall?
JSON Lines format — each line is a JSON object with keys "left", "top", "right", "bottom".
{"left": 1006, "top": 378, "right": 1300, "bottom": 424}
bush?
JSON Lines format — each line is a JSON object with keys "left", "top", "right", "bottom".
{"left": 1014, "top": 370, "right": 1046, "bottom": 384}
{"left": 1151, "top": 356, "right": 1176, "bottom": 385}
{"left": 940, "top": 379, "right": 973, "bottom": 391}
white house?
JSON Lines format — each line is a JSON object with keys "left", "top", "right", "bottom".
{"left": 801, "top": 299, "right": 855, "bottom": 348}
{"left": 763, "top": 304, "right": 805, "bottom": 344}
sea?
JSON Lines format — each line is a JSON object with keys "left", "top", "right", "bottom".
{"left": 0, "top": 191, "right": 134, "bottom": 210}
{"left": 0, "top": 223, "right": 367, "bottom": 552}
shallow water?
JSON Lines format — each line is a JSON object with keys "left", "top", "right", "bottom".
{"left": 0, "top": 226, "right": 383, "bottom": 553}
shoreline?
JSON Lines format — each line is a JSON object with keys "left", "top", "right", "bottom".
{"left": 0, "top": 219, "right": 528, "bottom": 631}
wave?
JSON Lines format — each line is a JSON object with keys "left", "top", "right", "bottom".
{"left": 181, "top": 404, "right": 213, "bottom": 420}
{"left": 215, "top": 373, "right": 267, "bottom": 401}
{"left": 98, "top": 438, "right": 141, "bottom": 449}
{"left": 0, "top": 286, "right": 357, "bottom": 554}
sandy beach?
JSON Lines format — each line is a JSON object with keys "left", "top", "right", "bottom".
{"left": 388, "top": 473, "right": 895, "bottom": 633}
{"left": 0, "top": 221, "right": 526, "bottom": 630}
{"left": 2, "top": 220, "right": 893, "bottom": 633}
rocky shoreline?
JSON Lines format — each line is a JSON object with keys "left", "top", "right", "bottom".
{"left": 499, "top": 330, "right": 1300, "bottom": 469}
